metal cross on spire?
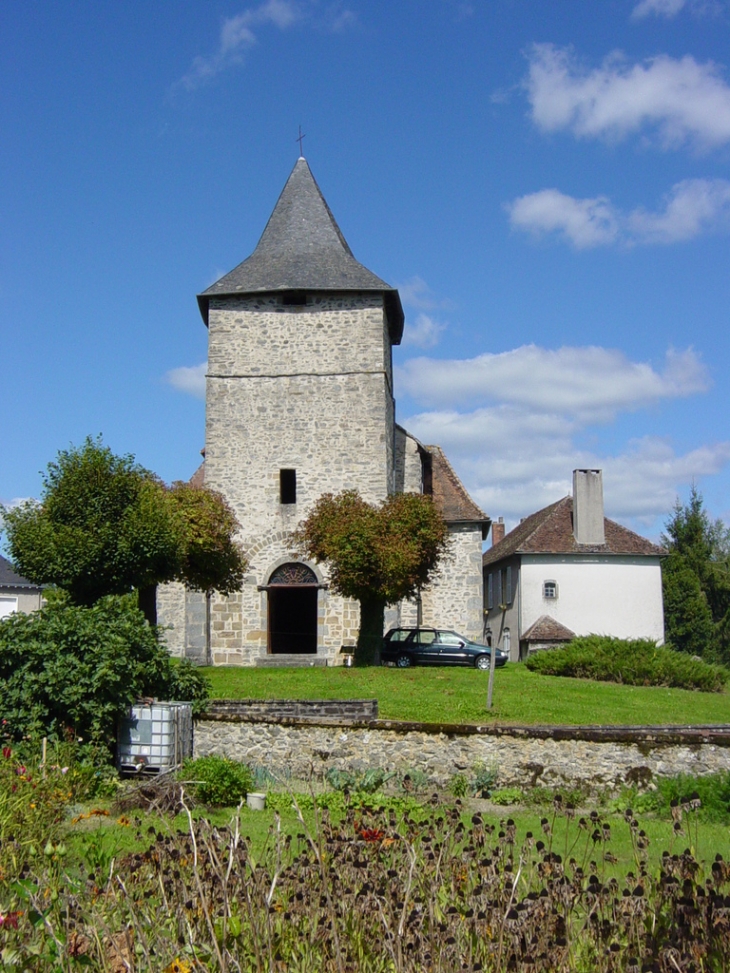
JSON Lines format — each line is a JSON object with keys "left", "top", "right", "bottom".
{"left": 296, "top": 125, "right": 306, "bottom": 157}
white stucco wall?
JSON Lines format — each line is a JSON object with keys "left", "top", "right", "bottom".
{"left": 519, "top": 555, "right": 665, "bottom": 643}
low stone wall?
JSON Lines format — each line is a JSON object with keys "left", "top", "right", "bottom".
{"left": 203, "top": 699, "right": 379, "bottom": 722}
{"left": 194, "top": 715, "right": 730, "bottom": 791}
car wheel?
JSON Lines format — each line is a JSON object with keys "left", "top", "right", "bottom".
{"left": 396, "top": 654, "right": 412, "bottom": 668}
{"left": 475, "top": 654, "right": 491, "bottom": 670}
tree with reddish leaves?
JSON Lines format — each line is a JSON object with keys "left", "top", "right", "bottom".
{"left": 293, "top": 490, "right": 449, "bottom": 666}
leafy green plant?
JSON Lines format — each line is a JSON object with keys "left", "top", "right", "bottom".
{"left": 489, "top": 787, "right": 524, "bottom": 806}
{"left": 654, "top": 771, "right": 730, "bottom": 822}
{"left": 471, "top": 762, "right": 497, "bottom": 797}
{"left": 0, "top": 598, "right": 210, "bottom": 751}
{"left": 525, "top": 635, "right": 728, "bottom": 692}
{"left": 324, "top": 767, "right": 395, "bottom": 793}
{"left": 448, "top": 773, "right": 468, "bottom": 798}
{"left": 182, "top": 755, "right": 254, "bottom": 807}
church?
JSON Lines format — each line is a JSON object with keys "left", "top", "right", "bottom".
{"left": 158, "top": 157, "right": 489, "bottom": 665}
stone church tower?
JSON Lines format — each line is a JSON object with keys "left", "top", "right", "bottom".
{"left": 159, "top": 158, "right": 489, "bottom": 665}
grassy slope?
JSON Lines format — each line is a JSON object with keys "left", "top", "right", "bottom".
{"left": 201, "top": 663, "right": 730, "bottom": 725}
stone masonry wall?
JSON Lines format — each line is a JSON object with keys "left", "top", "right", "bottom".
{"left": 421, "top": 525, "right": 485, "bottom": 642}
{"left": 157, "top": 581, "right": 186, "bottom": 657}
{"left": 203, "top": 293, "right": 394, "bottom": 659}
{"left": 195, "top": 718, "right": 730, "bottom": 791}
{"left": 208, "top": 530, "right": 360, "bottom": 665}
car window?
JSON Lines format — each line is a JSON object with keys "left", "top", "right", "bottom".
{"left": 386, "top": 629, "right": 411, "bottom": 642}
{"left": 414, "top": 630, "right": 437, "bottom": 645}
{"left": 437, "top": 631, "right": 464, "bottom": 646}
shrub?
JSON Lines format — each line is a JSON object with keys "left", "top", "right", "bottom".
{"left": 0, "top": 598, "right": 210, "bottom": 752}
{"left": 182, "top": 755, "right": 254, "bottom": 806}
{"left": 525, "top": 635, "right": 728, "bottom": 692}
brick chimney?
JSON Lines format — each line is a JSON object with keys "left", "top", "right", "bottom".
{"left": 573, "top": 469, "right": 605, "bottom": 545}
{"left": 492, "top": 516, "right": 505, "bottom": 547}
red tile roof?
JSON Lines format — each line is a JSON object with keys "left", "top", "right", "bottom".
{"left": 427, "top": 446, "right": 489, "bottom": 527}
{"left": 521, "top": 615, "right": 576, "bottom": 642}
{"left": 482, "top": 496, "right": 665, "bottom": 566}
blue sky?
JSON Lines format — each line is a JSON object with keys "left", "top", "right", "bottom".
{"left": 2, "top": 0, "right": 730, "bottom": 538}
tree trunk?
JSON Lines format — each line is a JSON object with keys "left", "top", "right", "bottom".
{"left": 138, "top": 585, "right": 158, "bottom": 626}
{"left": 356, "top": 597, "right": 385, "bottom": 667}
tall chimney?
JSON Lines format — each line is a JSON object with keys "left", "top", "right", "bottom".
{"left": 573, "top": 470, "right": 605, "bottom": 545}
{"left": 492, "top": 517, "right": 505, "bottom": 547}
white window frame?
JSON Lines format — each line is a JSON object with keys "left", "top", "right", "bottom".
{"left": 543, "top": 580, "right": 558, "bottom": 600}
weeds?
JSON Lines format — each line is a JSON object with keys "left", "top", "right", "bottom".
{"left": 3, "top": 791, "right": 730, "bottom": 970}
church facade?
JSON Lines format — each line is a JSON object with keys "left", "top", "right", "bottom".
{"left": 158, "top": 158, "right": 489, "bottom": 665}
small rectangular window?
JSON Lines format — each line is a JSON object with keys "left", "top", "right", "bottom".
{"left": 280, "top": 469, "right": 296, "bottom": 504}
{"left": 281, "top": 291, "right": 307, "bottom": 306}
{"left": 543, "top": 580, "right": 557, "bottom": 599}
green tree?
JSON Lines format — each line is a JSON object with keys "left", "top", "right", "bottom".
{"left": 293, "top": 490, "right": 449, "bottom": 666}
{"left": 2, "top": 437, "right": 246, "bottom": 621}
{"left": 661, "top": 486, "right": 730, "bottom": 660}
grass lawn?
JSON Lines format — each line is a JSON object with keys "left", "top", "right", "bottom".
{"left": 63, "top": 797, "right": 730, "bottom": 884}
{"left": 201, "top": 662, "right": 730, "bottom": 725}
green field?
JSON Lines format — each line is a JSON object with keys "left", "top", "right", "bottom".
{"left": 201, "top": 662, "right": 730, "bottom": 725}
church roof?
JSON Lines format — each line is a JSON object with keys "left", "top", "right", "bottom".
{"left": 0, "top": 555, "right": 41, "bottom": 590}
{"left": 521, "top": 615, "right": 576, "bottom": 643}
{"left": 482, "top": 496, "right": 666, "bottom": 566}
{"left": 428, "top": 446, "right": 490, "bottom": 534}
{"left": 197, "top": 158, "right": 404, "bottom": 342}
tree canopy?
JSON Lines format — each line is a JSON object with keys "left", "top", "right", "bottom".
{"left": 662, "top": 486, "right": 730, "bottom": 662}
{"left": 293, "top": 490, "right": 449, "bottom": 665}
{"left": 2, "top": 438, "right": 246, "bottom": 615}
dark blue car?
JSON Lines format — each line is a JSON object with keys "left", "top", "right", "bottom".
{"left": 381, "top": 628, "right": 508, "bottom": 669}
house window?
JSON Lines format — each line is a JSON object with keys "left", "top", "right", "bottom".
{"left": 543, "top": 580, "right": 558, "bottom": 599}
{"left": 280, "top": 469, "right": 296, "bottom": 504}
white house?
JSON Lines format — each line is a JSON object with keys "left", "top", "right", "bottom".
{"left": 482, "top": 470, "right": 666, "bottom": 661}
{"left": 0, "top": 555, "right": 43, "bottom": 619}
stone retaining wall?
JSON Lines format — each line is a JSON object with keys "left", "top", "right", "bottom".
{"left": 194, "top": 716, "right": 730, "bottom": 791}
{"left": 204, "top": 699, "right": 379, "bottom": 722}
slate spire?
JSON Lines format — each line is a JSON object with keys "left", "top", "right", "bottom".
{"left": 197, "top": 158, "right": 404, "bottom": 341}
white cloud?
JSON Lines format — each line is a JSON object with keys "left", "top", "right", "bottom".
{"left": 397, "top": 275, "right": 455, "bottom": 312}
{"left": 396, "top": 344, "right": 727, "bottom": 528}
{"left": 396, "top": 345, "right": 709, "bottom": 419}
{"left": 525, "top": 43, "right": 730, "bottom": 149}
{"left": 507, "top": 189, "right": 618, "bottom": 248}
{"left": 508, "top": 179, "right": 730, "bottom": 248}
{"left": 176, "top": 0, "right": 302, "bottom": 90}
{"left": 401, "top": 313, "right": 446, "bottom": 349}
{"left": 632, "top": 0, "right": 723, "bottom": 17}
{"left": 628, "top": 178, "right": 730, "bottom": 242}
{"left": 632, "top": 0, "right": 687, "bottom": 17}
{"left": 166, "top": 362, "right": 207, "bottom": 399}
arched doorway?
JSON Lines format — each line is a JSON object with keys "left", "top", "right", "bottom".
{"left": 266, "top": 563, "right": 318, "bottom": 654}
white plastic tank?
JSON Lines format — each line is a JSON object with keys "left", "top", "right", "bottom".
{"left": 117, "top": 702, "right": 193, "bottom": 775}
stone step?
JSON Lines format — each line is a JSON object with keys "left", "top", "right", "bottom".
{"left": 255, "top": 655, "right": 328, "bottom": 668}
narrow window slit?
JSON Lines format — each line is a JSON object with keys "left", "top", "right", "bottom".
{"left": 280, "top": 469, "right": 297, "bottom": 504}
